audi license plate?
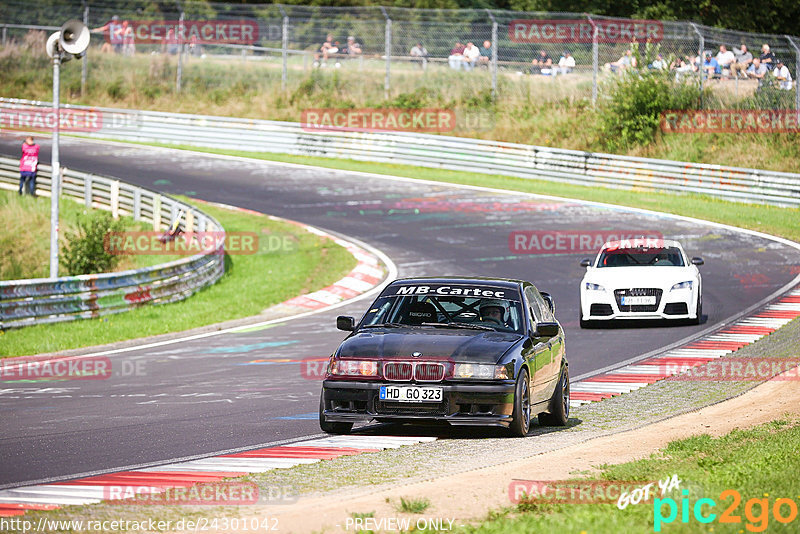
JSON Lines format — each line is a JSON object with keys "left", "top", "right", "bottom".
{"left": 380, "top": 386, "right": 443, "bottom": 403}
{"left": 621, "top": 296, "right": 656, "bottom": 305}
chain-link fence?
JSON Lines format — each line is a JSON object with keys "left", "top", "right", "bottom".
{"left": 1, "top": 1, "right": 798, "bottom": 110}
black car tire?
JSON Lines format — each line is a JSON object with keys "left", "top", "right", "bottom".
{"left": 318, "top": 392, "right": 353, "bottom": 435}
{"left": 539, "top": 365, "right": 570, "bottom": 426}
{"left": 509, "top": 369, "right": 532, "bottom": 437}
{"left": 691, "top": 292, "right": 703, "bottom": 325}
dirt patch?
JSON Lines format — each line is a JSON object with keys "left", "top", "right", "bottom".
{"left": 215, "top": 365, "right": 800, "bottom": 533}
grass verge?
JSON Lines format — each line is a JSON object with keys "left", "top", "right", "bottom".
{"left": 113, "top": 142, "right": 800, "bottom": 243}
{"left": 0, "top": 196, "right": 356, "bottom": 357}
{"left": 463, "top": 417, "right": 800, "bottom": 533}
{"left": 0, "top": 190, "right": 173, "bottom": 280}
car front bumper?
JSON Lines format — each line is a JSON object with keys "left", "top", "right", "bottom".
{"left": 321, "top": 380, "right": 516, "bottom": 427}
{"left": 581, "top": 288, "right": 697, "bottom": 320}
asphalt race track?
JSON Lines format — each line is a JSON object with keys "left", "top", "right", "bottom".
{"left": 2, "top": 136, "right": 799, "bottom": 488}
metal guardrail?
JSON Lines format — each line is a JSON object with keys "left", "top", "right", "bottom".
{"left": 0, "top": 156, "right": 225, "bottom": 329}
{"left": 2, "top": 98, "right": 797, "bottom": 207}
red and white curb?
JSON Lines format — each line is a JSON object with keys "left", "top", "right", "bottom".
{"left": 569, "top": 287, "right": 800, "bottom": 406}
{"left": 0, "top": 435, "right": 436, "bottom": 517}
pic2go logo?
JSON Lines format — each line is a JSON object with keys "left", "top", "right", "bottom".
{"left": 654, "top": 489, "right": 799, "bottom": 532}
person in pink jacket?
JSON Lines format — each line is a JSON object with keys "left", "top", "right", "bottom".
{"left": 19, "top": 136, "right": 40, "bottom": 197}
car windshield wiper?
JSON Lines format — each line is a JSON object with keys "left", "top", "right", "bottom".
{"left": 421, "top": 322, "right": 496, "bottom": 331}
{"left": 362, "top": 322, "right": 405, "bottom": 328}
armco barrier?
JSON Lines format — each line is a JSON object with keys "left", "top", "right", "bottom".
{"left": 2, "top": 98, "right": 799, "bottom": 207}
{"left": 0, "top": 156, "right": 225, "bottom": 329}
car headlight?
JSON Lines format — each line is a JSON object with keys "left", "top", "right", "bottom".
{"left": 330, "top": 359, "right": 378, "bottom": 377}
{"left": 585, "top": 282, "right": 605, "bottom": 291}
{"left": 670, "top": 281, "right": 693, "bottom": 291}
{"left": 453, "top": 363, "right": 509, "bottom": 379}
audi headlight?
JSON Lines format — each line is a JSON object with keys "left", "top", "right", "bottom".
{"left": 453, "top": 363, "right": 509, "bottom": 379}
{"left": 330, "top": 359, "right": 378, "bottom": 377}
{"left": 585, "top": 282, "right": 605, "bottom": 291}
{"left": 670, "top": 281, "right": 693, "bottom": 291}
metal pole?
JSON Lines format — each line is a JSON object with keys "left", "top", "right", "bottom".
{"left": 381, "top": 7, "right": 390, "bottom": 99}
{"left": 486, "top": 10, "right": 497, "bottom": 100}
{"left": 81, "top": 3, "right": 88, "bottom": 97}
{"left": 176, "top": 11, "right": 184, "bottom": 92}
{"left": 281, "top": 14, "right": 289, "bottom": 91}
{"left": 588, "top": 15, "right": 598, "bottom": 105}
{"left": 690, "top": 23, "right": 704, "bottom": 105}
{"left": 785, "top": 36, "right": 800, "bottom": 113}
{"left": 2, "top": 26, "right": 7, "bottom": 46}
{"left": 50, "top": 55, "right": 61, "bottom": 278}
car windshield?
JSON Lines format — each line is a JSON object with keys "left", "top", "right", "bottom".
{"left": 360, "top": 283, "right": 524, "bottom": 334}
{"left": 597, "top": 246, "right": 685, "bottom": 268}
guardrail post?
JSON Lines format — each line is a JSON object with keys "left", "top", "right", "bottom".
{"left": 279, "top": 6, "right": 288, "bottom": 91}
{"left": 185, "top": 210, "right": 194, "bottom": 232}
{"left": 2, "top": 25, "right": 6, "bottom": 46}
{"left": 153, "top": 194, "right": 162, "bottom": 230}
{"left": 381, "top": 7, "right": 391, "bottom": 99}
{"left": 170, "top": 203, "right": 179, "bottom": 228}
{"left": 486, "top": 9, "right": 498, "bottom": 100}
{"left": 84, "top": 174, "right": 92, "bottom": 208}
{"left": 199, "top": 216, "right": 206, "bottom": 232}
{"left": 110, "top": 180, "right": 120, "bottom": 219}
{"left": 133, "top": 187, "right": 141, "bottom": 220}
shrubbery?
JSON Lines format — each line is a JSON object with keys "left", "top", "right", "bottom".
{"left": 62, "top": 211, "right": 126, "bottom": 275}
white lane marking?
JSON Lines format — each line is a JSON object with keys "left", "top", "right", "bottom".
{"left": 570, "top": 383, "right": 647, "bottom": 393}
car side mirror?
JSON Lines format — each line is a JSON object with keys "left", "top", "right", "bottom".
{"left": 580, "top": 258, "right": 592, "bottom": 267}
{"left": 540, "top": 292, "right": 555, "bottom": 314}
{"left": 691, "top": 257, "right": 704, "bottom": 266}
{"left": 336, "top": 316, "right": 355, "bottom": 331}
{"left": 533, "top": 322, "right": 559, "bottom": 338}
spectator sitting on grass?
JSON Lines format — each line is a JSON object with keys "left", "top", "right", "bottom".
{"left": 649, "top": 53, "right": 666, "bottom": 70}
{"left": 463, "top": 42, "right": 480, "bottom": 71}
{"left": 410, "top": 42, "right": 428, "bottom": 68}
{"left": 554, "top": 51, "right": 575, "bottom": 76}
{"left": 715, "top": 45, "right": 735, "bottom": 76}
{"left": 478, "top": 40, "right": 492, "bottom": 68}
{"left": 774, "top": 59, "right": 793, "bottom": 90}
{"left": 313, "top": 34, "right": 336, "bottom": 67}
{"left": 605, "top": 49, "right": 636, "bottom": 73}
{"left": 746, "top": 57, "right": 768, "bottom": 87}
{"left": 531, "top": 50, "right": 552, "bottom": 74}
{"left": 731, "top": 45, "right": 753, "bottom": 79}
{"left": 343, "top": 36, "right": 362, "bottom": 56}
{"left": 448, "top": 41, "right": 465, "bottom": 70}
{"left": 760, "top": 44, "right": 775, "bottom": 67}
{"left": 702, "top": 52, "right": 720, "bottom": 78}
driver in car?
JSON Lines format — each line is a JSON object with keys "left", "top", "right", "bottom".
{"left": 479, "top": 299, "right": 506, "bottom": 326}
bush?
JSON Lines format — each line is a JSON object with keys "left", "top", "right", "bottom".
{"left": 597, "top": 45, "right": 703, "bottom": 151}
{"left": 62, "top": 211, "right": 126, "bottom": 275}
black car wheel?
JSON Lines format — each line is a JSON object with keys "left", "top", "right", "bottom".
{"left": 539, "top": 365, "right": 570, "bottom": 426}
{"left": 318, "top": 392, "right": 353, "bottom": 435}
{"left": 509, "top": 369, "right": 531, "bottom": 437}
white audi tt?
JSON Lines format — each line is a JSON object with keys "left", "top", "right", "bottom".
{"left": 579, "top": 239, "right": 703, "bottom": 327}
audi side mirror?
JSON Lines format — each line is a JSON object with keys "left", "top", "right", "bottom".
{"left": 336, "top": 316, "right": 355, "bottom": 331}
{"left": 580, "top": 258, "right": 592, "bottom": 267}
{"left": 691, "top": 257, "right": 704, "bottom": 266}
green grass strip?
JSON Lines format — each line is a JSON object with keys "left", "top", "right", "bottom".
{"left": 0, "top": 197, "right": 356, "bottom": 357}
